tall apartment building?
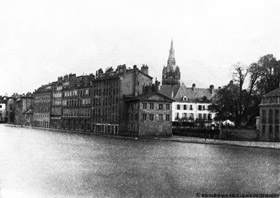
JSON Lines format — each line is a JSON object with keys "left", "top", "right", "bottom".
{"left": 61, "top": 74, "right": 92, "bottom": 131}
{"left": 50, "top": 80, "right": 63, "bottom": 129}
{"left": 33, "top": 85, "right": 52, "bottom": 128}
{"left": 90, "top": 64, "right": 153, "bottom": 135}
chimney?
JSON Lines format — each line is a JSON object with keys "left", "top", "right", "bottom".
{"left": 192, "top": 83, "right": 196, "bottom": 91}
{"left": 209, "top": 85, "right": 214, "bottom": 94}
{"left": 64, "top": 75, "right": 69, "bottom": 81}
{"left": 141, "top": 64, "right": 149, "bottom": 75}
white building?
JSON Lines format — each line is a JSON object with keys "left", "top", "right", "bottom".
{"left": 160, "top": 83, "right": 216, "bottom": 123}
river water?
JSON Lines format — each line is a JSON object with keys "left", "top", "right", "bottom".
{"left": 0, "top": 125, "right": 279, "bottom": 198}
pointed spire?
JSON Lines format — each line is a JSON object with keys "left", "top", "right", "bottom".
{"left": 167, "top": 39, "right": 176, "bottom": 67}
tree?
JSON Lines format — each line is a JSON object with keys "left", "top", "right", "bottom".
{"left": 211, "top": 54, "right": 280, "bottom": 128}
{"left": 211, "top": 63, "right": 258, "bottom": 127}
{"left": 253, "top": 54, "right": 280, "bottom": 95}
{"left": 211, "top": 81, "right": 239, "bottom": 123}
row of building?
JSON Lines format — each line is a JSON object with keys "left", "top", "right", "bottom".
{"left": 6, "top": 64, "right": 174, "bottom": 137}
{"left": 3, "top": 41, "right": 218, "bottom": 137}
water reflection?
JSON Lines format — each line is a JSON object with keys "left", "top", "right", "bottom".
{"left": 0, "top": 125, "right": 279, "bottom": 197}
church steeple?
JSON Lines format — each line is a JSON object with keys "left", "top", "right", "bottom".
{"left": 167, "top": 39, "right": 176, "bottom": 67}
{"left": 162, "top": 39, "right": 181, "bottom": 86}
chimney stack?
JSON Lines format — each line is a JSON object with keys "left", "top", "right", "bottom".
{"left": 209, "top": 85, "right": 214, "bottom": 94}
{"left": 192, "top": 83, "right": 196, "bottom": 91}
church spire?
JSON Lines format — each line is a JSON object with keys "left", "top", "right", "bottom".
{"left": 167, "top": 39, "right": 176, "bottom": 67}
{"left": 162, "top": 39, "right": 181, "bottom": 86}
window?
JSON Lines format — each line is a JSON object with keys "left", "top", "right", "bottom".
{"left": 135, "top": 114, "right": 138, "bottom": 121}
{"left": 183, "top": 113, "right": 187, "bottom": 119}
{"left": 177, "top": 105, "right": 180, "bottom": 110}
{"left": 269, "top": 109, "right": 273, "bottom": 124}
{"left": 275, "top": 110, "right": 279, "bottom": 123}
{"left": 262, "top": 110, "right": 266, "bottom": 124}
{"left": 275, "top": 125, "right": 279, "bottom": 137}
{"left": 142, "top": 113, "right": 147, "bottom": 121}
{"left": 159, "top": 114, "right": 163, "bottom": 121}
{"left": 190, "top": 105, "right": 193, "bottom": 110}
{"left": 159, "top": 104, "right": 163, "bottom": 110}
{"left": 183, "top": 105, "right": 187, "bottom": 110}
{"left": 269, "top": 125, "right": 273, "bottom": 136}
{"left": 198, "top": 105, "right": 202, "bottom": 111}
{"left": 143, "top": 103, "right": 147, "bottom": 109}
{"left": 150, "top": 103, "right": 154, "bottom": 109}
{"left": 203, "top": 114, "right": 207, "bottom": 120}
{"left": 149, "top": 114, "right": 154, "bottom": 121}
{"left": 166, "top": 104, "right": 170, "bottom": 110}
{"left": 175, "top": 113, "right": 179, "bottom": 120}
{"left": 166, "top": 114, "right": 170, "bottom": 121}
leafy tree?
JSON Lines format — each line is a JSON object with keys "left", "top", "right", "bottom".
{"left": 211, "top": 63, "right": 259, "bottom": 127}
{"left": 253, "top": 54, "right": 280, "bottom": 95}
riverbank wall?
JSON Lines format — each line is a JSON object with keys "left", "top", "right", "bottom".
{"left": 4, "top": 124, "right": 280, "bottom": 150}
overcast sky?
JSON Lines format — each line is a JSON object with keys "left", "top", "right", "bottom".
{"left": 1, "top": 0, "right": 280, "bottom": 95}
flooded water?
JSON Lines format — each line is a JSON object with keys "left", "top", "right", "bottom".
{"left": 0, "top": 124, "right": 279, "bottom": 198}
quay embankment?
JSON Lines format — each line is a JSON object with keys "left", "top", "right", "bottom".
{"left": 4, "top": 124, "right": 280, "bottom": 150}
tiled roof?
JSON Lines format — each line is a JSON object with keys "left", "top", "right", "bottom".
{"left": 159, "top": 83, "right": 217, "bottom": 103}
{"left": 124, "top": 92, "right": 173, "bottom": 102}
{"left": 263, "top": 87, "right": 280, "bottom": 97}
{"left": 159, "top": 85, "right": 180, "bottom": 98}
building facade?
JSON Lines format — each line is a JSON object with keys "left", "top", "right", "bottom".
{"left": 259, "top": 88, "right": 280, "bottom": 142}
{"left": 14, "top": 95, "right": 33, "bottom": 126}
{"left": 62, "top": 76, "right": 92, "bottom": 132}
{"left": 90, "top": 65, "right": 153, "bottom": 135}
{"left": 50, "top": 80, "right": 63, "bottom": 129}
{"left": 124, "top": 86, "right": 173, "bottom": 136}
{"left": 33, "top": 86, "right": 52, "bottom": 128}
{"left": 6, "top": 97, "right": 15, "bottom": 123}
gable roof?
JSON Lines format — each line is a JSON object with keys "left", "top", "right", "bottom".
{"left": 159, "top": 85, "right": 180, "bottom": 98}
{"left": 159, "top": 83, "right": 217, "bottom": 103}
{"left": 125, "top": 92, "right": 173, "bottom": 102}
{"left": 263, "top": 87, "right": 280, "bottom": 97}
